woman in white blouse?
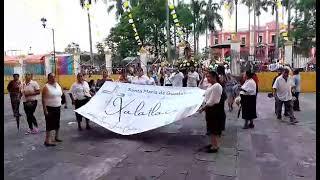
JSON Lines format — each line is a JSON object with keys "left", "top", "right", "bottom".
{"left": 42, "top": 73, "right": 63, "bottom": 146}
{"left": 198, "top": 71, "right": 226, "bottom": 153}
{"left": 70, "top": 73, "right": 92, "bottom": 131}
{"left": 198, "top": 69, "right": 211, "bottom": 90}
{"left": 131, "top": 68, "right": 150, "bottom": 85}
{"left": 239, "top": 70, "right": 257, "bottom": 129}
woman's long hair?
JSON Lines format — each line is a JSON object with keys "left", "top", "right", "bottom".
{"left": 209, "top": 70, "right": 221, "bottom": 84}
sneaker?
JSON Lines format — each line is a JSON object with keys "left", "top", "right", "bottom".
{"left": 31, "top": 128, "right": 39, "bottom": 134}
{"left": 290, "top": 119, "right": 299, "bottom": 124}
{"left": 25, "top": 130, "right": 32, "bottom": 135}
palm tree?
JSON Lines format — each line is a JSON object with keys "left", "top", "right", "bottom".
{"left": 281, "top": 0, "right": 292, "bottom": 40}
{"left": 191, "top": 0, "right": 206, "bottom": 55}
{"left": 241, "top": 0, "right": 253, "bottom": 53}
{"left": 107, "top": 0, "right": 140, "bottom": 19}
{"left": 79, "top": 0, "right": 97, "bottom": 64}
{"left": 263, "top": 0, "right": 280, "bottom": 59}
{"left": 203, "top": 0, "right": 222, "bottom": 48}
{"left": 255, "top": 0, "right": 268, "bottom": 43}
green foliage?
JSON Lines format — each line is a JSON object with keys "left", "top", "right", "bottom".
{"left": 104, "top": 0, "right": 223, "bottom": 65}
{"left": 291, "top": 0, "right": 316, "bottom": 55}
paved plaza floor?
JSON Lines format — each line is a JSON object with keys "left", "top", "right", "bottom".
{"left": 4, "top": 93, "right": 316, "bottom": 180}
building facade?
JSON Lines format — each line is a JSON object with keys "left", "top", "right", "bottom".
{"left": 210, "top": 21, "right": 288, "bottom": 63}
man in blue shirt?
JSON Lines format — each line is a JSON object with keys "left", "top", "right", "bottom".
{"left": 292, "top": 69, "right": 301, "bottom": 111}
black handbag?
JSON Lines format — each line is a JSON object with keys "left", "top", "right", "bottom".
{"left": 61, "top": 93, "right": 66, "bottom": 105}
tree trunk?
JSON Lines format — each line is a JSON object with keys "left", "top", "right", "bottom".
{"left": 253, "top": 0, "right": 256, "bottom": 60}
{"left": 173, "top": 0, "right": 177, "bottom": 59}
{"left": 205, "top": 28, "right": 208, "bottom": 48}
{"left": 258, "top": 15, "right": 260, "bottom": 44}
{"left": 287, "top": 0, "right": 291, "bottom": 40}
{"left": 87, "top": 9, "right": 94, "bottom": 65}
{"left": 193, "top": 2, "right": 197, "bottom": 56}
{"left": 248, "top": 6, "right": 250, "bottom": 37}
{"left": 275, "top": 6, "right": 279, "bottom": 60}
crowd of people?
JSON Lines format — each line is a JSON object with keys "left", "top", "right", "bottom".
{"left": 6, "top": 64, "right": 301, "bottom": 152}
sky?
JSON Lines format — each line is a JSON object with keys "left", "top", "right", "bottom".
{"left": 4, "top": 0, "right": 287, "bottom": 55}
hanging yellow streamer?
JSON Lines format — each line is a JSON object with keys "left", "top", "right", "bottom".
{"left": 123, "top": 0, "right": 142, "bottom": 47}
{"left": 168, "top": 1, "right": 185, "bottom": 43}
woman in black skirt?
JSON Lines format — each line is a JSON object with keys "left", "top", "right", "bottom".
{"left": 239, "top": 70, "right": 257, "bottom": 129}
{"left": 198, "top": 71, "right": 226, "bottom": 153}
{"left": 42, "top": 73, "right": 63, "bottom": 146}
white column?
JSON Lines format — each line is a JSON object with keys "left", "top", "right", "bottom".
{"left": 104, "top": 47, "right": 112, "bottom": 75}
{"left": 73, "top": 53, "right": 81, "bottom": 75}
{"left": 284, "top": 41, "right": 293, "bottom": 67}
{"left": 230, "top": 42, "right": 241, "bottom": 75}
{"left": 140, "top": 50, "right": 148, "bottom": 74}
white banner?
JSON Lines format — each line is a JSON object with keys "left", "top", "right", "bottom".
{"left": 75, "top": 82, "right": 205, "bottom": 135}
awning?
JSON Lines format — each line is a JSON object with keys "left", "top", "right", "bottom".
{"left": 24, "top": 55, "right": 46, "bottom": 64}
{"left": 4, "top": 56, "right": 20, "bottom": 65}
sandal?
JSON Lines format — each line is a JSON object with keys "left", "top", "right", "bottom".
{"left": 206, "top": 148, "right": 218, "bottom": 153}
{"left": 44, "top": 142, "right": 56, "bottom": 147}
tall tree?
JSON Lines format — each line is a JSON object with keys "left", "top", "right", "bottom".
{"left": 241, "top": 0, "right": 253, "bottom": 54}
{"left": 79, "top": 0, "right": 97, "bottom": 64}
{"left": 263, "top": 0, "right": 280, "bottom": 59}
{"left": 191, "top": 0, "right": 206, "bottom": 55}
{"left": 203, "top": 0, "right": 222, "bottom": 48}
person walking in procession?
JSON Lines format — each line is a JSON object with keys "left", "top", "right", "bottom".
{"left": 21, "top": 73, "right": 40, "bottom": 134}
{"left": 7, "top": 73, "right": 22, "bottom": 130}
{"left": 198, "top": 71, "right": 226, "bottom": 153}
{"left": 272, "top": 68, "right": 284, "bottom": 114}
{"left": 239, "top": 70, "right": 257, "bottom": 129}
{"left": 96, "top": 70, "right": 113, "bottom": 91}
{"left": 187, "top": 67, "right": 200, "bottom": 87}
{"left": 131, "top": 67, "right": 150, "bottom": 85}
{"left": 70, "top": 73, "right": 92, "bottom": 131}
{"left": 42, "top": 73, "right": 63, "bottom": 146}
{"left": 273, "top": 68, "right": 298, "bottom": 124}
{"left": 292, "top": 69, "right": 301, "bottom": 111}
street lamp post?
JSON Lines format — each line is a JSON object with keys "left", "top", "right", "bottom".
{"left": 41, "top": 17, "right": 56, "bottom": 78}
{"left": 235, "top": 0, "right": 238, "bottom": 33}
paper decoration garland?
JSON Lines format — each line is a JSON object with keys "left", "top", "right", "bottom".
{"left": 168, "top": 0, "right": 185, "bottom": 43}
{"left": 123, "top": 0, "right": 142, "bottom": 46}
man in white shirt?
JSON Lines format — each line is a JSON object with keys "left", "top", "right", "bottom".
{"left": 187, "top": 67, "right": 200, "bottom": 87}
{"left": 273, "top": 68, "right": 298, "bottom": 124}
{"left": 170, "top": 69, "right": 184, "bottom": 87}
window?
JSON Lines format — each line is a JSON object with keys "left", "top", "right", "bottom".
{"left": 215, "top": 37, "right": 219, "bottom": 44}
{"left": 258, "top": 35, "right": 263, "bottom": 43}
{"left": 241, "top": 37, "right": 246, "bottom": 45}
{"left": 271, "top": 35, "right": 275, "bottom": 44}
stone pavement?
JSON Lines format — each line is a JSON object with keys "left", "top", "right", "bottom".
{"left": 4, "top": 93, "right": 316, "bottom": 180}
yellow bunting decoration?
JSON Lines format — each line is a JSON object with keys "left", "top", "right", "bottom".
{"left": 123, "top": 0, "right": 142, "bottom": 47}
{"left": 168, "top": 1, "right": 185, "bottom": 43}
{"left": 123, "top": 1, "right": 129, "bottom": 8}
{"left": 172, "top": 14, "right": 177, "bottom": 19}
{"left": 84, "top": 3, "right": 91, "bottom": 10}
